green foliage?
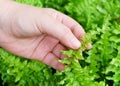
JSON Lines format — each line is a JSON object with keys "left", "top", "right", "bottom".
{"left": 0, "top": 48, "right": 55, "bottom": 86}
{"left": 0, "top": 0, "right": 120, "bottom": 86}
{"left": 55, "top": 34, "right": 105, "bottom": 86}
{"left": 65, "top": 0, "right": 120, "bottom": 30}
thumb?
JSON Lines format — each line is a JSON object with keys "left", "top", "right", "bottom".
{"left": 40, "top": 14, "right": 81, "bottom": 49}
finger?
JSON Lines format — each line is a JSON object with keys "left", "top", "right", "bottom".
{"left": 43, "top": 8, "right": 85, "bottom": 39}
{"left": 55, "top": 12, "right": 93, "bottom": 50}
{"left": 30, "top": 35, "right": 59, "bottom": 60}
{"left": 42, "top": 52, "right": 65, "bottom": 71}
{"left": 52, "top": 44, "right": 67, "bottom": 59}
{"left": 56, "top": 11, "right": 85, "bottom": 39}
{"left": 39, "top": 14, "right": 81, "bottom": 49}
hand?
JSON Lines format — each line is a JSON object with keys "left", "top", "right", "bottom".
{"left": 0, "top": 1, "right": 91, "bottom": 70}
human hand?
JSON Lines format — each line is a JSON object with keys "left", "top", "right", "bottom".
{"left": 0, "top": 1, "right": 91, "bottom": 70}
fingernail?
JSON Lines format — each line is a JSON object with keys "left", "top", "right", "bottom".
{"left": 71, "top": 38, "right": 81, "bottom": 49}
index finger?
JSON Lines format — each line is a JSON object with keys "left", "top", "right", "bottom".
{"left": 43, "top": 8, "right": 92, "bottom": 49}
{"left": 53, "top": 10, "right": 92, "bottom": 50}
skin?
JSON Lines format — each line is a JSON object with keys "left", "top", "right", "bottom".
{"left": 0, "top": 0, "right": 91, "bottom": 71}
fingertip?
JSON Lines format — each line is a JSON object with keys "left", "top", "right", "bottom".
{"left": 86, "top": 43, "right": 92, "bottom": 50}
{"left": 57, "top": 63, "right": 65, "bottom": 71}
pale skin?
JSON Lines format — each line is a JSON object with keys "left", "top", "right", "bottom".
{"left": 0, "top": 0, "right": 91, "bottom": 70}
